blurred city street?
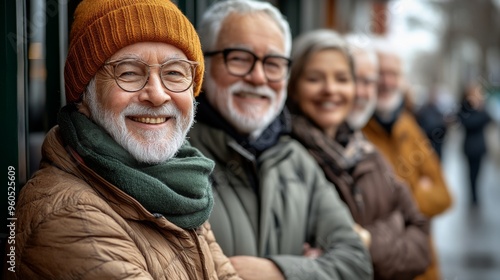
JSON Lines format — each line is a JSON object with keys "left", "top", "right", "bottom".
{"left": 434, "top": 122, "right": 500, "bottom": 280}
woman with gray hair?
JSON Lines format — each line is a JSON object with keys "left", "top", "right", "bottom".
{"left": 287, "top": 29, "right": 432, "bottom": 280}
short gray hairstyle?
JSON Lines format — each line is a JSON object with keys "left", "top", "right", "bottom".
{"left": 287, "top": 29, "right": 354, "bottom": 101}
{"left": 198, "top": 0, "right": 292, "bottom": 56}
{"left": 344, "top": 33, "right": 378, "bottom": 68}
{"left": 371, "top": 35, "right": 404, "bottom": 60}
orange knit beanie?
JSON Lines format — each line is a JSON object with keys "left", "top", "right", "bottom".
{"left": 64, "top": 0, "right": 204, "bottom": 103}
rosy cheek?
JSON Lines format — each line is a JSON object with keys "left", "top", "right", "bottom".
{"left": 349, "top": 87, "right": 356, "bottom": 100}
{"left": 94, "top": 77, "right": 116, "bottom": 100}
{"left": 269, "top": 84, "right": 284, "bottom": 99}
{"left": 182, "top": 100, "right": 193, "bottom": 113}
{"left": 102, "top": 89, "right": 131, "bottom": 116}
{"left": 175, "top": 95, "right": 194, "bottom": 114}
{"left": 210, "top": 62, "right": 232, "bottom": 87}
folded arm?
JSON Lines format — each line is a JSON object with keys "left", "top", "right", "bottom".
{"left": 268, "top": 162, "right": 373, "bottom": 280}
{"left": 366, "top": 179, "right": 431, "bottom": 279}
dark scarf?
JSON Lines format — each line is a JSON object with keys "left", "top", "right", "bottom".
{"left": 291, "top": 115, "right": 376, "bottom": 224}
{"left": 290, "top": 115, "right": 373, "bottom": 177}
{"left": 58, "top": 104, "right": 214, "bottom": 229}
{"left": 195, "top": 94, "right": 291, "bottom": 155}
{"left": 374, "top": 99, "right": 405, "bottom": 134}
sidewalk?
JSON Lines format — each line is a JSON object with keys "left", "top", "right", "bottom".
{"left": 433, "top": 124, "right": 500, "bottom": 280}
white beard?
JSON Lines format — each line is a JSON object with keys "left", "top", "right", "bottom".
{"left": 203, "top": 75, "right": 286, "bottom": 139}
{"left": 347, "top": 95, "right": 377, "bottom": 129}
{"left": 83, "top": 79, "right": 194, "bottom": 164}
{"left": 376, "top": 90, "right": 404, "bottom": 120}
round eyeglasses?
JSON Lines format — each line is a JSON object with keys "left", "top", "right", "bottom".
{"left": 105, "top": 58, "right": 198, "bottom": 93}
{"left": 204, "top": 48, "right": 291, "bottom": 82}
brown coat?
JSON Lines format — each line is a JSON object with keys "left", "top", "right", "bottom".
{"left": 291, "top": 117, "right": 431, "bottom": 280}
{"left": 363, "top": 112, "right": 453, "bottom": 280}
{"left": 11, "top": 127, "right": 240, "bottom": 280}
{"left": 362, "top": 112, "right": 452, "bottom": 218}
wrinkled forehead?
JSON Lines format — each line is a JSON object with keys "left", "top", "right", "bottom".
{"left": 216, "top": 12, "right": 286, "bottom": 55}
{"left": 109, "top": 42, "right": 188, "bottom": 63}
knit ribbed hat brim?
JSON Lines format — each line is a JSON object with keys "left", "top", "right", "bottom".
{"left": 64, "top": 0, "right": 203, "bottom": 103}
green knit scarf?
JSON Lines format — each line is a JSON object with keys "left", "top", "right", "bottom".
{"left": 58, "top": 104, "right": 214, "bottom": 229}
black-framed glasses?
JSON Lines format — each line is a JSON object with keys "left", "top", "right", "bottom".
{"left": 204, "top": 48, "right": 291, "bottom": 82}
{"left": 105, "top": 58, "right": 198, "bottom": 93}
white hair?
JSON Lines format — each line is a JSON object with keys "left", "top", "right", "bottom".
{"left": 344, "top": 33, "right": 378, "bottom": 68}
{"left": 371, "top": 35, "right": 404, "bottom": 61}
{"left": 198, "top": 0, "right": 292, "bottom": 56}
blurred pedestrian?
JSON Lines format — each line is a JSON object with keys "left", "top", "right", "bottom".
{"left": 415, "top": 86, "right": 450, "bottom": 160}
{"left": 458, "top": 82, "right": 492, "bottom": 206}
{"left": 12, "top": 0, "right": 240, "bottom": 279}
{"left": 287, "top": 29, "right": 431, "bottom": 280}
{"left": 188, "top": 1, "right": 373, "bottom": 279}
{"left": 362, "top": 38, "right": 453, "bottom": 280}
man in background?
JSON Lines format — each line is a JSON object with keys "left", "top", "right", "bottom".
{"left": 362, "top": 38, "right": 452, "bottom": 280}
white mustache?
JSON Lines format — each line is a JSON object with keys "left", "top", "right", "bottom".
{"left": 227, "top": 81, "right": 276, "bottom": 99}
{"left": 121, "top": 103, "right": 181, "bottom": 118}
{"left": 355, "top": 99, "right": 368, "bottom": 106}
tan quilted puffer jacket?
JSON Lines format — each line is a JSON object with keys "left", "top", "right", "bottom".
{"left": 11, "top": 127, "right": 241, "bottom": 280}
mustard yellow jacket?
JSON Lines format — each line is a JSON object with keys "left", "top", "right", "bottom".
{"left": 363, "top": 112, "right": 453, "bottom": 280}
{"left": 12, "top": 127, "right": 241, "bottom": 280}
{"left": 363, "top": 112, "right": 452, "bottom": 218}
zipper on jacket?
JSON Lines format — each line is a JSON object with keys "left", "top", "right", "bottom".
{"left": 152, "top": 215, "right": 209, "bottom": 279}
{"left": 190, "top": 229, "right": 209, "bottom": 280}
{"left": 227, "top": 140, "right": 261, "bottom": 195}
{"left": 352, "top": 183, "right": 365, "bottom": 223}
{"left": 152, "top": 215, "right": 207, "bottom": 279}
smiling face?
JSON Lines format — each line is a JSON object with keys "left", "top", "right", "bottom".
{"left": 347, "top": 51, "right": 378, "bottom": 129}
{"left": 203, "top": 12, "right": 287, "bottom": 136}
{"left": 293, "top": 49, "right": 356, "bottom": 137}
{"left": 377, "top": 51, "right": 404, "bottom": 114}
{"left": 80, "top": 41, "right": 195, "bottom": 163}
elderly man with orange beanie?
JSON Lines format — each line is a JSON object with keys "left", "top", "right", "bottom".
{"left": 12, "top": 0, "right": 240, "bottom": 279}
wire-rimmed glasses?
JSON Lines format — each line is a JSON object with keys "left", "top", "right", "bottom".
{"left": 105, "top": 58, "right": 198, "bottom": 93}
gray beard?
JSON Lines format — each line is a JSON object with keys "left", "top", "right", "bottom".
{"left": 376, "top": 90, "right": 404, "bottom": 121}
{"left": 203, "top": 75, "right": 286, "bottom": 139}
{"left": 83, "top": 78, "right": 194, "bottom": 164}
{"left": 347, "top": 98, "right": 377, "bottom": 130}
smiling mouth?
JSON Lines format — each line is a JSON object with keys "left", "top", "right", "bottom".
{"left": 235, "top": 92, "right": 269, "bottom": 99}
{"left": 318, "top": 101, "right": 340, "bottom": 109}
{"left": 129, "top": 117, "right": 168, "bottom": 124}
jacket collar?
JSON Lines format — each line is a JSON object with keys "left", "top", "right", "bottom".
{"left": 42, "top": 127, "right": 188, "bottom": 232}
{"left": 195, "top": 94, "right": 291, "bottom": 156}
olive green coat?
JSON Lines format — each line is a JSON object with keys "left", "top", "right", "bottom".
{"left": 189, "top": 122, "right": 372, "bottom": 280}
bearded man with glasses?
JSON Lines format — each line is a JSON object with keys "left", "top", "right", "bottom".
{"left": 187, "top": 1, "right": 372, "bottom": 280}
{"left": 12, "top": 0, "right": 242, "bottom": 279}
